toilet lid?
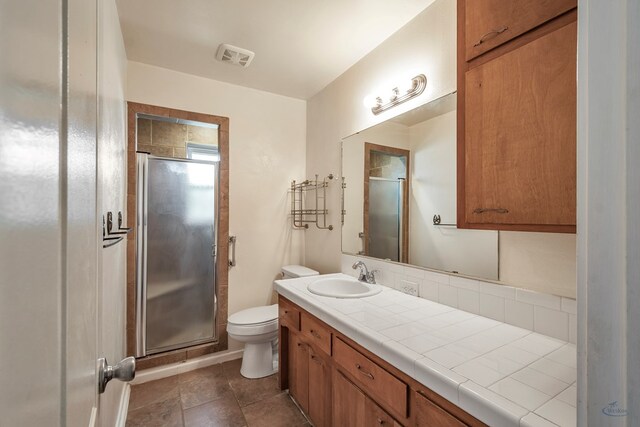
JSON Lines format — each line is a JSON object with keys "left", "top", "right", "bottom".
{"left": 228, "top": 304, "right": 278, "bottom": 326}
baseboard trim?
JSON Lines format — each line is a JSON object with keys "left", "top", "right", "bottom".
{"left": 115, "top": 383, "right": 130, "bottom": 427}
{"left": 130, "top": 349, "right": 244, "bottom": 385}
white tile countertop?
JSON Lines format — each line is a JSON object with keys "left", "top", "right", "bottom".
{"left": 275, "top": 273, "right": 577, "bottom": 427}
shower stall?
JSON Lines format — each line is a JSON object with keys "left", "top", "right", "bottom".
{"left": 368, "top": 177, "right": 405, "bottom": 262}
{"left": 135, "top": 153, "right": 219, "bottom": 357}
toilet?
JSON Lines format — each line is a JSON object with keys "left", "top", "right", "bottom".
{"left": 227, "top": 265, "right": 319, "bottom": 379}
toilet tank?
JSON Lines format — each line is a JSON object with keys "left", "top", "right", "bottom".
{"left": 281, "top": 265, "right": 319, "bottom": 279}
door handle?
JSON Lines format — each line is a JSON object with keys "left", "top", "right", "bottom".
{"left": 229, "top": 235, "right": 237, "bottom": 267}
{"left": 98, "top": 356, "right": 136, "bottom": 394}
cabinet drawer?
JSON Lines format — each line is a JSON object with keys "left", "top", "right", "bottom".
{"left": 301, "top": 312, "right": 332, "bottom": 356}
{"left": 333, "top": 338, "right": 408, "bottom": 418}
{"left": 464, "top": 0, "right": 575, "bottom": 61}
{"left": 279, "top": 298, "right": 300, "bottom": 331}
{"left": 415, "top": 390, "right": 467, "bottom": 427}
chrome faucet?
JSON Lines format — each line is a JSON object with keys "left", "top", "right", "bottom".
{"left": 352, "top": 261, "right": 377, "bottom": 284}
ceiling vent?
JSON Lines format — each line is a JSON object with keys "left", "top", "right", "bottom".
{"left": 215, "top": 44, "right": 255, "bottom": 68}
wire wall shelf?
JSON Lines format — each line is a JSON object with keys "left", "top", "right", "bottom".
{"left": 290, "top": 173, "right": 334, "bottom": 230}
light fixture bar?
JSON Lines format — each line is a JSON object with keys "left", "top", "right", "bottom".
{"left": 371, "top": 74, "right": 427, "bottom": 115}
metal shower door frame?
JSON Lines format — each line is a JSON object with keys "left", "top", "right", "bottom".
{"left": 135, "top": 153, "right": 220, "bottom": 358}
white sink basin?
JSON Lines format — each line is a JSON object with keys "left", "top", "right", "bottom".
{"left": 307, "top": 277, "right": 382, "bottom": 298}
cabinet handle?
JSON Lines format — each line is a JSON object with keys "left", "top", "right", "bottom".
{"left": 377, "top": 417, "right": 385, "bottom": 425}
{"left": 473, "top": 26, "right": 509, "bottom": 47}
{"left": 310, "top": 353, "right": 322, "bottom": 365}
{"left": 417, "top": 389, "right": 428, "bottom": 398}
{"left": 473, "top": 207, "right": 509, "bottom": 214}
{"left": 309, "top": 329, "right": 321, "bottom": 339}
{"left": 355, "top": 363, "right": 375, "bottom": 380}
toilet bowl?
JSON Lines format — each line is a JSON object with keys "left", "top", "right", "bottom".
{"left": 227, "top": 304, "right": 279, "bottom": 379}
{"left": 227, "top": 265, "right": 319, "bottom": 379}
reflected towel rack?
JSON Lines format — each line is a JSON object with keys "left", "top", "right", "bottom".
{"left": 432, "top": 214, "right": 457, "bottom": 227}
{"left": 290, "top": 173, "right": 334, "bottom": 230}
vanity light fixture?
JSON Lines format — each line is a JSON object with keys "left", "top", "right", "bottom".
{"left": 370, "top": 74, "right": 427, "bottom": 115}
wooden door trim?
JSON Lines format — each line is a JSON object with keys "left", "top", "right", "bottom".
{"left": 125, "top": 102, "right": 230, "bottom": 369}
{"left": 363, "top": 143, "right": 410, "bottom": 263}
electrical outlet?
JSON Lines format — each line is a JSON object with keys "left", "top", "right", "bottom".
{"left": 398, "top": 279, "right": 418, "bottom": 296}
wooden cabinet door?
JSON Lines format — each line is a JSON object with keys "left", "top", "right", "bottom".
{"left": 289, "top": 334, "right": 310, "bottom": 413}
{"left": 365, "top": 396, "right": 402, "bottom": 427}
{"left": 464, "top": 0, "right": 576, "bottom": 60}
{"left": 308, "top": 349, "right": 332, "bottom": 427}
{"left": 464, "top": 20, "right": 576, "bottom": 228}
{"left": 333, "top": 370, "right": 366, "bottom": 427}
{"left": 415, "top": 391, "right": 466, "bottom": 427}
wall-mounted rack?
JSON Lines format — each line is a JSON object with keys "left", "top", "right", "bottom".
{"left": 290, "top": 173, "right": 334, "bottom": 230}
{"left": 102, "top": 210, "right": 132, "bottom": 248}
{"left": 432, "top": 214, "right": 457, "bottom": 227}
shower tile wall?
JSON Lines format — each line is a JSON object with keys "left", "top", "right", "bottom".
{"left": 137, "top": 118, "right": 218, "bottom": 159}
{"left": 369, "top": 151, "right": 406, "bottom": 179}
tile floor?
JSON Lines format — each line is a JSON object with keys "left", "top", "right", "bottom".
{"left": 126, "top": 359, "right": 309, "bottom": 427}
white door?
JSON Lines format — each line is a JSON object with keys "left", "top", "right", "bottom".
{"left": 0, "top": 0, "right": 103, "bottom": 425}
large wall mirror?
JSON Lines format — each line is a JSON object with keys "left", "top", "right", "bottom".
{"left": 342, "top": 92, "right": 500, "bottom": 281}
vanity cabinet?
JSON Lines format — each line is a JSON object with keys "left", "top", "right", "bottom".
{"left": 333, "top": 369, "right": 402, "bottom": 427}
{"left": 457, "top": 0, "right": 577, "bottom": 233}
{"left": 288, "top": 330, "right": 332, "bottom": 426}
{"left": 333, "top": 370, "right": 366, "bottom": 426}
{"left": 415, "top": 390, "right": 466, "bottom": 427}
{"left": 278, "top": 295, "right": 486, "bottom": 427}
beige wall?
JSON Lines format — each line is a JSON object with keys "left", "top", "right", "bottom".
{"left": 127, "top": 61, "right": 307, "bottom": 349}
{"left": 306, "top": 0, "right": 577, "bottom": 298}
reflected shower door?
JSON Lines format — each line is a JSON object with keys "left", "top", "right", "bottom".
{"left": 368, "top": 178, "right": 402, "bottom": 261}
{"left": 143, "top": 156, "right": 217, "bottom": 355}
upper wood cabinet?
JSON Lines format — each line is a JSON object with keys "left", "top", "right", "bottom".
{"left": 458, "top": 1, "right": 577, "bottom": 233}
{"left": 465, "top": 0, "right": 576, "bottom": 61}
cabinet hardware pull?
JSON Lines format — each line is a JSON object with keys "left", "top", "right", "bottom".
{"left": 377, "top": 417, "right": 385, "bottom": 425}
{"left": 417, "top": 389, "right": 428, "bottom": 398}
{"left": 473, "top": 26, "right": 508, "bottom": 47}
{"left": 310, "top": 329, "right": 321, "bottom": 339}
{"left": 355, "top": 363, "right": 374, "bottom": 380}
{"left": 473, "top": 207, "right": 509, "bottom": 214}
{"left": 310, "top": 354, "right": 322, "bottom": 364}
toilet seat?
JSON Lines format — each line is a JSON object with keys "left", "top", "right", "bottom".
{"left": 227, "top": 304, "right": 278, "bottom": 336}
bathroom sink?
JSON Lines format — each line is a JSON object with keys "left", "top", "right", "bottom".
{"left": 307, "top": 277, "right": 382, "bottom": 298}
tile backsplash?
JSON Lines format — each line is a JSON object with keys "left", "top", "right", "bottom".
{"left": 341, "top": 254, "right": 577, "bottom": 343}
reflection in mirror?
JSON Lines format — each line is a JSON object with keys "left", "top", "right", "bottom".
{"left": 342, "top": 92, "right": 499, "bottom": 281}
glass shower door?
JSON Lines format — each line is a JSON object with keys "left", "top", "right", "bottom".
{"left": 368, "top": 178, "right": 402, "bottom": 262}
{"left": 138, "top": 155, "right": 218, "bottom": 356}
